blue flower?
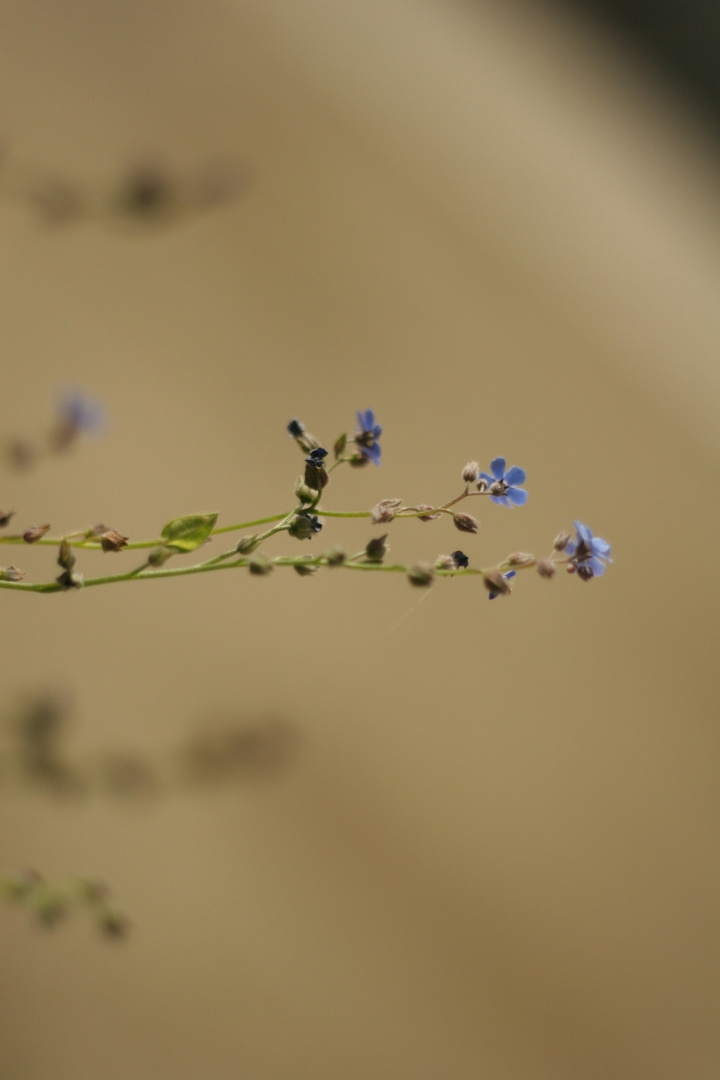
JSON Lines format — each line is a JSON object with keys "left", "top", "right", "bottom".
{"left": 355, "top": 409, "right": 382, "bottom": 465}
{"left": 58, "top": 391, "right": 105, "bottom": 434}
{"left": 488, "top": 569, "right": 515, "bottom": 599}
{"left": 479, "top": 458, "right": 527, "bottom": 507}
{"left": 566, "top": 521, "right": 612, "bottom": 580}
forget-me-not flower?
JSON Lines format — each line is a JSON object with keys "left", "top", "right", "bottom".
{"left": 479, "top": 458, "right": 527, "bottom": 507}
{"left": 566, "top": 521, "right": 612, "bottom": 580}
{"left": 355, "top": 409, "right": 382, "bottom": 465}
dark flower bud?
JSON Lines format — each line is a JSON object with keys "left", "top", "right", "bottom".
{"left": 476, "top": 477, "right": 488, "bottom": 493}
{"left": 293, "top": 557, "right": 317, "bottom": 577}
{"left": 450, "top": 550, "right": 470, "bottom": 569}
{"left": 305, "top": 447, "right": 328, "bottom": 464}
{"left": 324, "top": 546, "right": 346, "bottom": 566}
{"left": 482, "top": 569, "right": 513, "bottom": 596}
{"left": 99, "top": 530, "right": 129, "bottom": 552}
{"left": 507, "top": 552, "right": 535, "bottom": 567}
{"left": 348, "top": 452, "right": 370, "bottom": 468}
{"left": 294, "top": 476, "right": 319, "bottom": 504}
{"left": 248, "top": 554, "right": 273, "bottom": 576}
{"left": 148, "top": 546, "right": 174, "bottom": 566}
{"left": 334, "top": 433, "right": 347, "bottom": 459}
{"left": 23, "top": 524, "right": 50, "bottom": 544}
{"left": 57, "top": 539, "right": 76, "bottom": 570}
{"left": 553, "top": 530, "right": 572, "bottom": 552}
{"left": 287, "top": 419, "right": 305, "bottom": 438}
{"left": 536, "top": 558, "right": 556, "bottom": 579}
{"left": 407, "top": 562, "right": 434, "bottom": 587}
{"left": 417, "top": 504, "right": 441, "bottom": 521}
{"left": 304, "top": 461, "right": 329, "bottom": 490}
{"left": 236, "top": 534, "right": 260, "bottom": 554}
{"left": 575, "top": 563, "right": 594, "bottom": 581}
{"left": 453, "top": 512, "right": 480, "bottom": 534}
{"left": 288, "top": 513, "right": 322, "bottom": 540}
{"left": 462, "top": 461, "right": 479, "bottom": 483}
{"left": 364, "top": 535, "right": 389, "bottom": 563}
{"left": 370, "top": 498, "right": 403, "bottom": 525}
{"left": 0, "top": 509, "right": 16, "bottom": 527}
{"left": 55, "top": 570, "right": 84, "bottom": 590}
{"left": 0, "top": 566, "right": 25, "bottom": 581}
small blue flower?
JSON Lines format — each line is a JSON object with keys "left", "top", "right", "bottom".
{"left": 479, "top": 458, "right": 527, "bottom": 507}
{"left": 355, "top": 409, "right": 382, "bottom": 465}
{"left": 488, "top": 569, "right": 515, "bottom": 599}
{"left": 58, "top": 391, "right": 105, "bottom": 434}
{"left": 566, "top": 521, "right": 612, "bottom": 580}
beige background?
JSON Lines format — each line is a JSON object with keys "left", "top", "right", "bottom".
{"left": 1, "top": 1, "right": 719, "bottom": 1077}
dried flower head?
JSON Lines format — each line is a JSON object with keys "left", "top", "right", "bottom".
{"left": 99, "top": 530, "right": 129, "bottom": 553}
{"left": 453, "top": 512, "right": 480, "bottom": 534}
{"left": 23, "top": 524, "right": 50, "bottom": 544}
{"left": 462, "top": 461, "right": 479, "bottom": 483}
{"left": 371, "top": 498, "right": 403, "bottom": 525}
{"left": 364, "top": 534, "right": 389, "bottom": 563}
{"left": 407, "top": 562, "right": 434, "bottom": 587}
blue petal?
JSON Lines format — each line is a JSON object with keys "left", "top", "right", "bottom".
{"left": 361, "top": 442, "right": 381, "bottom": 465}
{"left": 591, "top": 537, "right": 612, "bottom": 559}
{"left": 364, "top": 409, "right": 375, "bottom": 430}
{"left": 489, "top": 494, "right": 510, "bottom": 507}
{"left": 505, "top": 570, "right": 517, "bottom": 580}
{"left": 565, "top": 540, "right": 576, "bottom": 556}
{"left": 479, "top": 472, "right": 493, "bottom": 486}
{"left": 372, "top": 424, "right": 382, "bottom": 438}
{"left": 504, "top": 465, "right": 526, "bottom": 486}
{"left": 490, "top": 457, "right": 506, "bottom": 480}
{"left": 587, "top": 557, "right": 606, "bottom": 577}
{"left": 574, "top": 521, "right": 592, "bottom": 543}
{"left": 356, "top": 411, "right": 364, "bottom": 430}
{"left": 507, "top": 486, "right": 528, "bottom": 506}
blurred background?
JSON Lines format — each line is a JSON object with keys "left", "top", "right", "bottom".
{"left": 1, "top": 1, "right": 719, "bottom": 1077}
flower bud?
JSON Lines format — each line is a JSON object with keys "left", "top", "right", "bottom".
{"left": 453, "top": 512, "right": 480, "bottom": 534}
{"left": 364, "top": 534, "right": 389, "bottom": 563}
{"left": 304, "top": 460, "right": 329, "bottom": 490}
{"left": 148, "top": 546, "right": 174, "bottom": 566}
{"left": 55, "top": 570, "right": 84, "bottom": 590}
{"left": 294, "top": 476, "right": 319, "bottom": 504}
{"left": 553, "top": 530, "right": 572, "bottom": 552}
{"left": 0, "top": 509, "right": 16, "bottom": 527}
{"left": 333, "top": 433, "right": 347, "bottom": 459}
{"left": 507, "top": 552, "right": 535, "bottom": 567}
{"left": 536, "top": 558, "right": 556, "bottom": 579}
{"left": 98, "top": 910, "right": 130, "bottom": 939}
{"left": 324, "top": 546, "right": 346, "bottom": 566}
{"left": 462, "top": 461, "right": 479, "bottom": 483}
{"left": 450, "top": 550, "right": 470, "bottom": 569}
{"left": 248, "top": 554, "right": 273, "bottom": 576}
{"left": 57, "top": 539, "right": 76, "bottom": 570}
{"left": 407, "top": 562, "right": 434, "bottom": 587}
{"left": 370, "top": 498, "right": 403, "bottom": 525}
{"left": 99, "top": 530, "right": 128, "bottom": 552}
{"left": 417, "top": 504, "right": 441, "bottom": 521}
{"left": 0, "top": 566, "right": 25, "bottom": 581}
{"left": 293, "top": 557, "right": 317, "bottom": 577}
{"left": 434, "top": 554, "right": 456, "bottom": 570}
{"left": 288, "top": 513, "right": 322, "bottom": 540}
{"left": 23, "top": 524, "right": 50, "bottom": 544}
{"left": 482, "top": 569, "right": 513, "bottom": 596}
{"left": 236, "top": 534, "right": 260, "bottom": 554}
{"left": 476, "top": 478, "right": 488, "bottom": 493}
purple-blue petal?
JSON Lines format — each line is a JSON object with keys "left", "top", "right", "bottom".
{"left": 587, "top": 557, "right": 606, "bottom": 577}
{"left": 489, "top": 494, "right": 510, "bottom": 507}
{"left": 504, "top": 465, "right": 526, "bottom": 486}
{"left": 479, "top": 472, "right": 494, "bottom": 486}
{"left": 507, "top": 486, "right": 528, "bottom": 506}
{"left": 574, "top": 521, "right": 592, "bottom": 543}
{"left": 565, "top": 540, "right": 576, "bottom": 556}
{"left": 360, "top": 441, "right": 381, "bottom": 465}
{"left": 490, "top": 457, "right": 506, "bottom": 480}
{"left": 590, "top": 536, "right": 612, "bottom": 559}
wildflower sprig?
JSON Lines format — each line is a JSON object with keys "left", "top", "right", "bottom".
{"left": 0, "top": 410, "right": 611, "bottom": 598}
{"left": 2, "top": 870, "right": 129, "bottom": 938}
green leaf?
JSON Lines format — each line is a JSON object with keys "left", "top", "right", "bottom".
{"left": 160, "top": 513, "right": 218, "bottom": 552}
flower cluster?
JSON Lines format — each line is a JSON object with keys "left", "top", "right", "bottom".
{"left": 0, "top": 405, "right": 611, "bottom": 600}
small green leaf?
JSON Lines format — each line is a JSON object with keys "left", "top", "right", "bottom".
{"left": 160, "top": 513, "right": 218, "bottom": 552}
